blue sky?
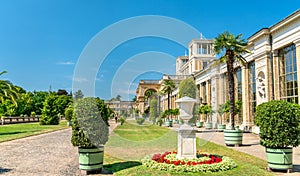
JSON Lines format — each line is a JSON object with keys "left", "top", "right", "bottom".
{"left": 0, "top": 0, "right": 298, "bottom": 100}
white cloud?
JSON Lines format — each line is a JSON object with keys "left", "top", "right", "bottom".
{"left": 73, "top": 77, "right": 88, "bottom": 83}
{"left": 57, "top": 61, "right": 75, "bottom": 65}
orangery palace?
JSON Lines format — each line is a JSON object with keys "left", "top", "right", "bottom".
{"left": 136, "top": 9, "right": 300, "bottom": 133}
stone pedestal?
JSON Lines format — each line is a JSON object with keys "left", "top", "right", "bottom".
{"left": 177, "top": 128, "right": 197, "bottom": 159}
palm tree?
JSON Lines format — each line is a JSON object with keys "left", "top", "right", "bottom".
{"left": 160, "top": 79, "right": 176, "bottom": 113}
{"left": 0, "top": 71, "right": 19, "bottom": 106}
{"left": 213, "top": 31, "right": 249, "bottom": 129}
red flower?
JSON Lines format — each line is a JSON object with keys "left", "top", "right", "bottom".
{"left": 152, "top": 154, "right": 161, "bottom": 162}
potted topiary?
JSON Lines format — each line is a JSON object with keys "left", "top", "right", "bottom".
{"left": 217, "top": 103, "right": 228, "bottom": 131}
{"left": 64, "top": 106, "right": 73, "bottom": 126}
{"left": 198, "top": 104, "right": 213, "bottom": 129}
{"left": 255, "top": 100, "right": 300, "bottom": 172}
{"left": 171, "top": 108, "right": 180, "bottom": 124}
{"left": 71, "top": 97, "right": 109, "bottom": 173}
{"left": 195, "top": 106, "right": 203, "bottom": 128}
{"left": 163, "top": 110, "right": 173, "bottom": 127}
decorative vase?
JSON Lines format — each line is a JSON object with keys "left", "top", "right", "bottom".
{"left": 224, "top": 129, "right": 243, "bottom": 146}
{"left": 78, "top": 147, "right": 104, "bottom": 171}
{"left": 266, "top": 147, "right": 293, "bottom": 171}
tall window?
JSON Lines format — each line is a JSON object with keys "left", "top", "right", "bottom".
{"left": 235, "top": 67, "right": 242, "bottom": 123}
{"left": 279, "top": 44, "right": 298, "bottom": 103}
{"left": 248, "top": 61, "right": 256, "bottom": 122}
{"left": 235, "top": 67, "right": 242, "bottom": 100}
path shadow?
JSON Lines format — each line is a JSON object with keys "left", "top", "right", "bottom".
{"left": 225, "top": 143, "right": 260, "bottom": 147}
{"left": 293, "top": 164, "right": 300, "bottom": 172}
{"left": 196, "top": 130, "right": 218, "bottom": 133}
{"left": 0, "top": 131, "right": 23, "bottom": 135}
{"left": 104, "top": 161, "right": 141, "bottom": 173}
{"left": 0, "top": 167, "right": 12, "bottom": 173}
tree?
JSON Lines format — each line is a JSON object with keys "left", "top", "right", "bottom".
{"left": 0, "top": 71, "right": 19, "bottom": 107}
{"left": 160, "top": 79, "right": 176, "bottom": 114}
{"left": 213, "top": 31, "right": 249, "bottom": 129}
{"left": 31, "top": 91, "right": 49, "bottom": 115}
{"left": 132, "top": 96, "right": 137, "bottom": 102}
{"left": 54, "top": 95, "right": 72, "bottom": 116}
{"left": 40, "top": 94, "right": 60, "bottom": 125}
{"left": 74, "top": 90, "right": 84, "bottom": 99}
{"left": 57, "top": 89, "right": 68, "bottom": 95}
{"left": 16, "top": 92, "right": 33, "bottom": 116}
{"left": 178, "top": 77, "right": 196, "bottom": 98}
{"left": 115, "top": 95, "right": 121, "bottom": 101}
{"left": 149, "top": 98, "right": 158, "bottom": 123}
{"left": 145, "top": 89, "right": 155, "bottom": 100}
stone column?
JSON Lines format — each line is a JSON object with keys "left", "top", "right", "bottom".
{"left": 210, "top": 74, "right": 218, "bottom": 128}
{"left": 206, "top": 81, "right": 211, "bottom": 105}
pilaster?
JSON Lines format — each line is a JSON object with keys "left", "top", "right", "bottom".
{"left": 294, "top": 39, "right": 300, "bottom": 104}
{"left": 272, "top": 50, "right": 280, "bottom": 100}
{"left": 241, "top": 66, "right": 250, "bottom": 127}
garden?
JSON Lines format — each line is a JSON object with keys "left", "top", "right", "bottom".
{"left": 102, "top": 121, "right": 273, "bottom": 176}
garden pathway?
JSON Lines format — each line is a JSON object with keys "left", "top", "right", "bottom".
{"left": 0, "top": 120, "right": 118, "bottom": 176}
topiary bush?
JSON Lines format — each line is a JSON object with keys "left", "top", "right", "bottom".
{"left": 71, "top": 97, "right": 109, "bottom": 148}
{"left": 255, "top": 100, "right": 300, "bottom": 148}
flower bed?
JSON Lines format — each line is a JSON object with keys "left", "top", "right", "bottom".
{"left": 142, "top": 151, "right": 237, "bottom": 173}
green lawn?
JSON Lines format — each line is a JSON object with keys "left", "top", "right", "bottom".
{"left": 104, "top": 121, "right": 273, "bottom": 176}
{"left": 0, "top": 121, "right": 69, "bottom": 143}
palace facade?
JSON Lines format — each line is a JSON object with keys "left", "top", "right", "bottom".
{"left": 136, "top": 9, "right": 300, "bottom": 132}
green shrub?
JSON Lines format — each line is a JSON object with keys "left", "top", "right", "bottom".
{"left": 30, "top": 111, "right": 36, "bottom": 117}
{"left": 255, "top": 100, "right": 300, "bottom": 148}
{"left": 118, "top": 117, "right": 125, "bottom": 125}
{"left": 40, "top": 94, "right": 59, "bottom": 125}
{"left": 198, "top": 104, "right": 213, "bottom": 122}
{"left": 136, "top": 117, "right": 145, "bottom": 125}
{"left": 64, "top": 107, "right": 73, "bottom": 121}
{"left": 71, "top": 97, "right": 109, "bottom": 148}
{"left": 156, "top": 118, "right": 163, "bottom": 126}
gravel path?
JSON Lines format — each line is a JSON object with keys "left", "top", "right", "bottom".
{"left": 0, "top": 121, "right": 118, "bottom": 176}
